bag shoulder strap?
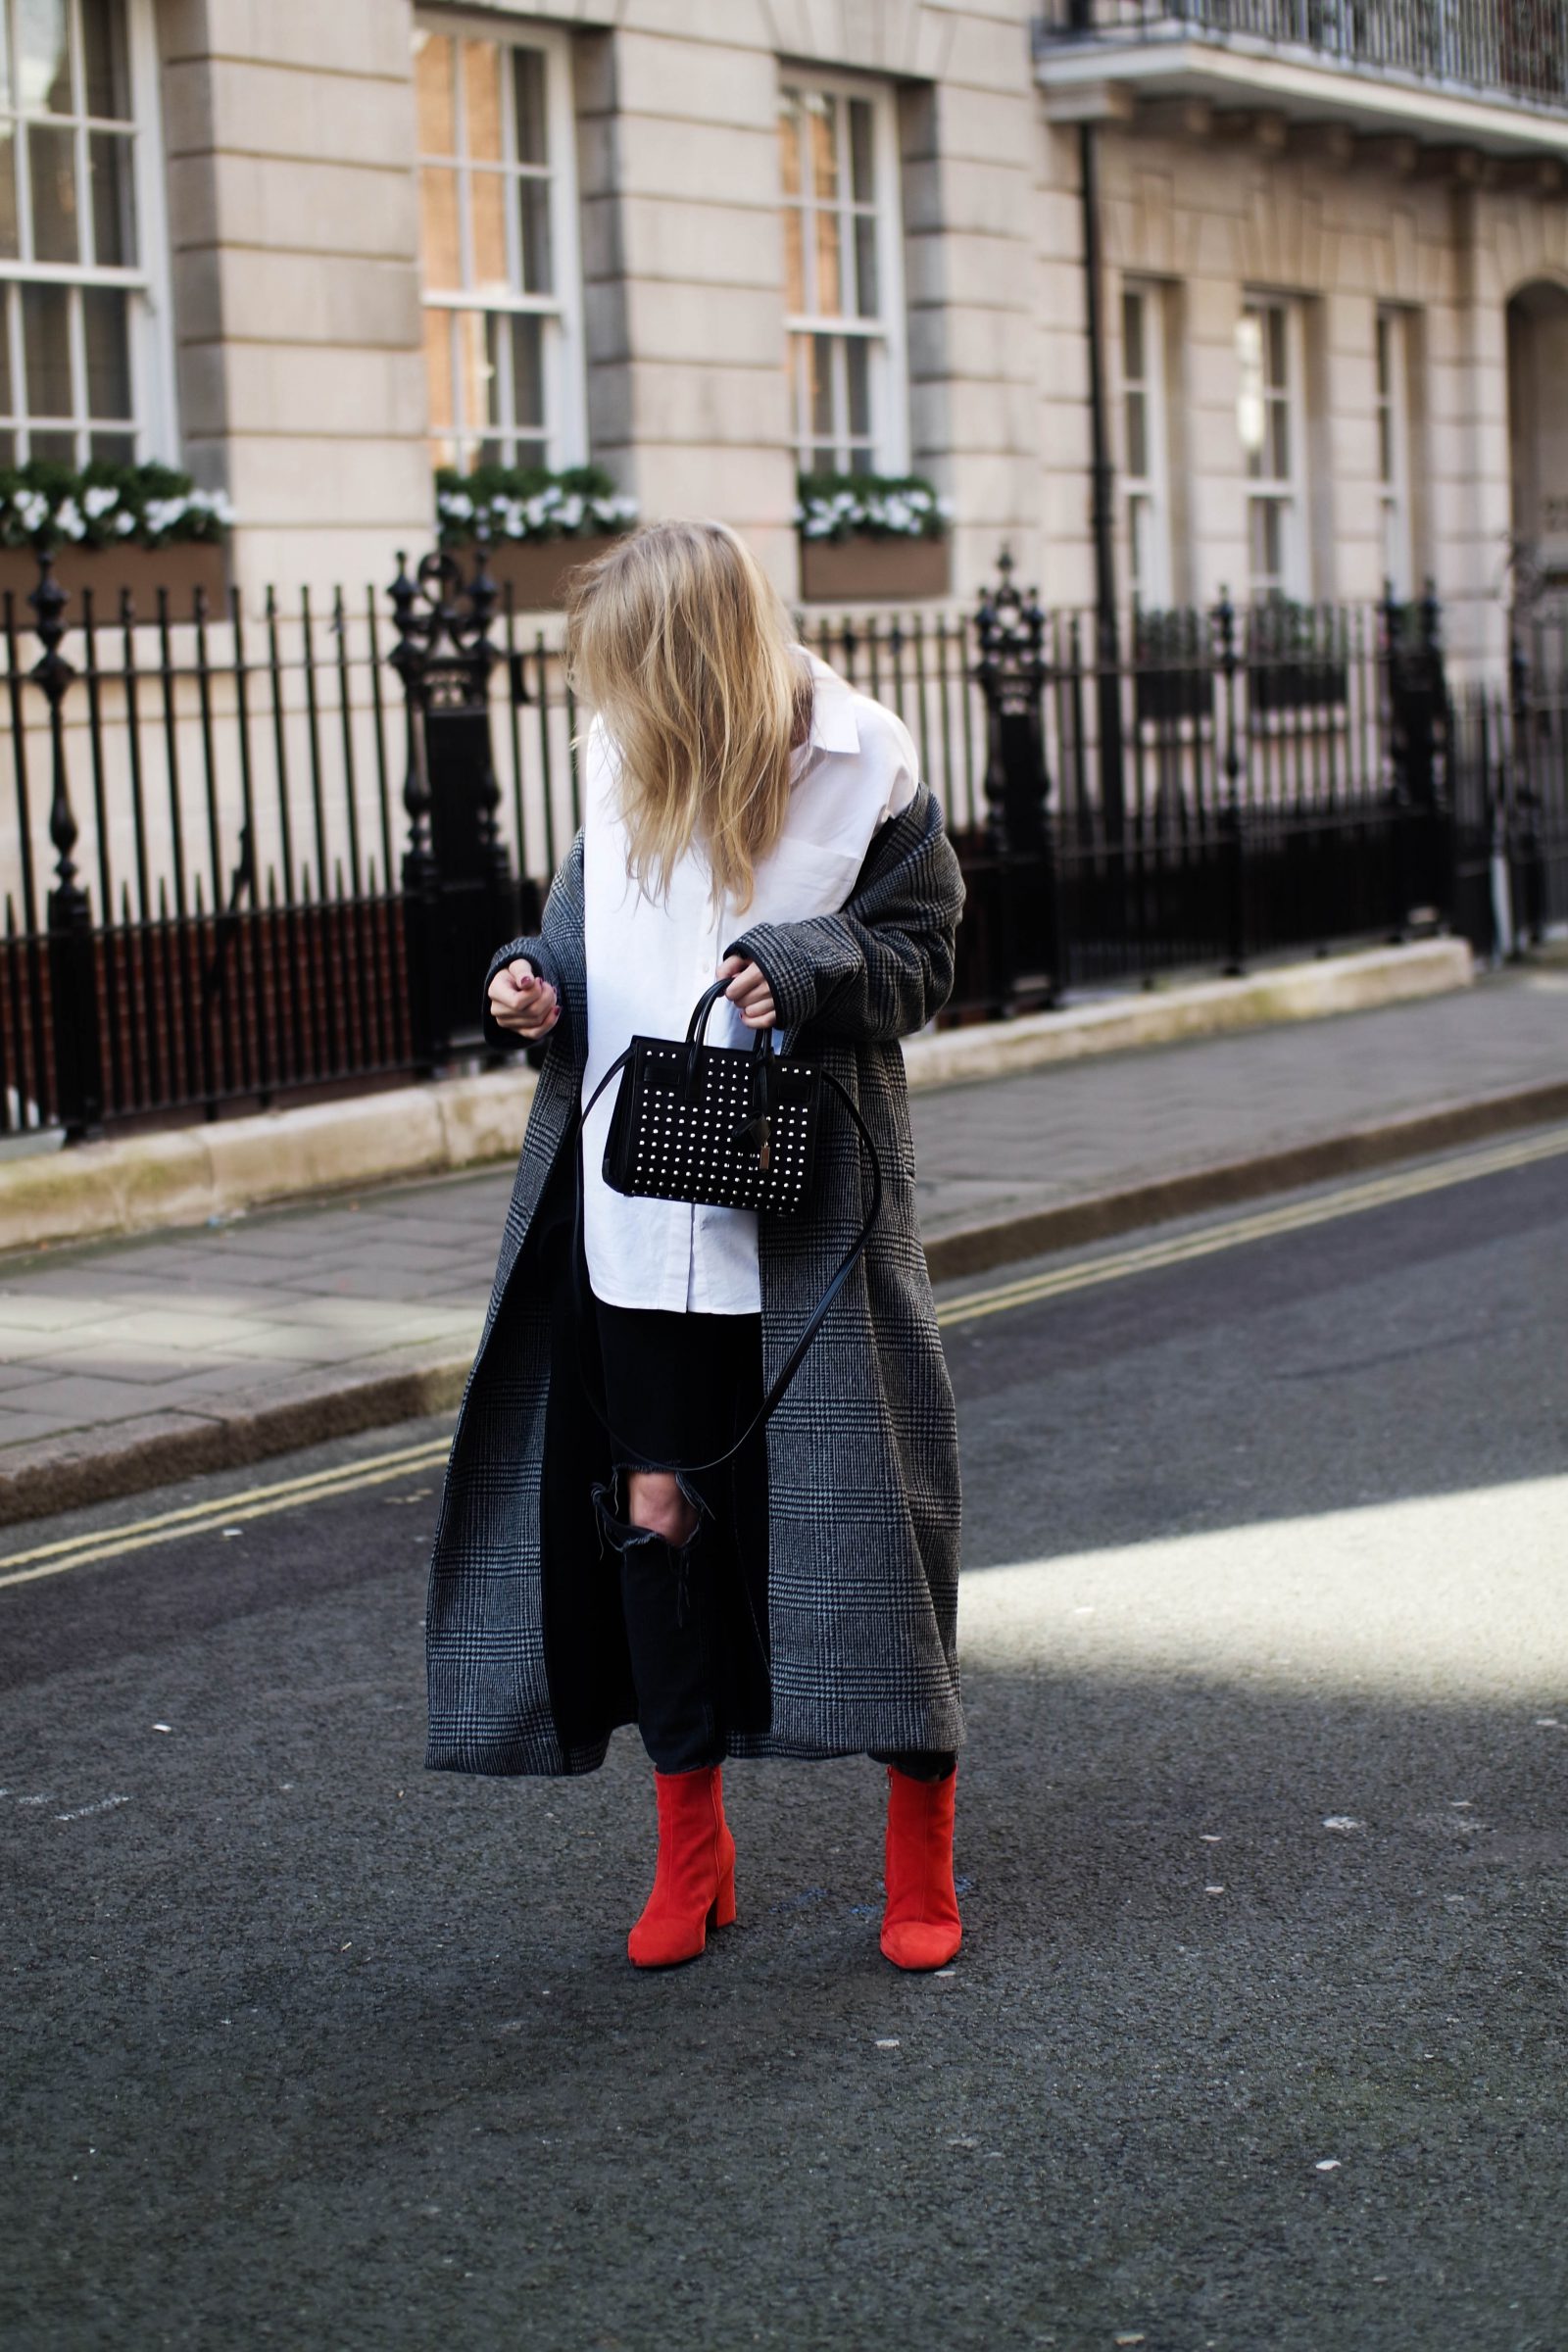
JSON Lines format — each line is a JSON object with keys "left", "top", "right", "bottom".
{"left": 570, "top": 1049, "right": 882, "bottom": 1475}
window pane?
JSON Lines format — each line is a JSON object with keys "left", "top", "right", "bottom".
{"left": 456, "top": 310, "right": 495, "bottom": 448}
{"left": 23, "top": 279, "right": 72, "bottom": 415}
{"left": 28, "top": 120, "right": 79, "bottom": 262}
{"left": 0, "top": 125, "right": 17, "bottom": 259}
{"left": 516, "top": 176, "right": 551, "bottom": 295}
{"left": 0, "top": 296, "right": 11, "bottom": 411}
{"left": 469, "top": 167, "right": 507, "bottom": 295}
{"left": 511, "top": 311, "right": 544, "bottom": 432}
{"left": 0, "top": 1, "right": 9, "bottom": 107}
{"left": 1126, "top": 386, "right": 1147, "bottom": 481}
{"left": 1123, "top": 288, "right": 1145, "bottom": 380}
{"left": 464, "top": 39, "right": 502, "bottom": 165}
{"left": 1266, "top": 396, "right": 1289, "bottom": 482}
{"left": 83, "top": 284, "right": 130, "bottom": 416}
{"left": 419, "top": 166, "right": 461, "bottom": 290}
{"left": 30, "top": 426, "right": 74, "bottom": 461}
{"left": 848, "top": 99, "right": 874, "bottom": 203}
{"left": 1250, "top": 497, "right": 1284, "bottom": 586}
{"left": 1237, "top": 311, "right": 1265, "bottom": 467}
{"left": 814, "top": 204, "right": 841, "bottom": 315}
{"left": 1265, "top": 304, "right": 1287, "bottom": 390}
{"left": 83, "top": 0, "right": 131, "bottom": 119}
{"left": 788, "top": 331, "right": 808, "bottom": 453}
{"left": 414, "top": 29, "right": 456, "bottom": 157}
{"left": 846, "top": 335, "right": 869, "bottom": 440}
{"left": 1375, "top": 312, "right": 1391, "bottom": 399}
{"left": 90, "top": 427, "right": 134, "bottom": 463}
{"left": 810, "top": 332, "right": 834, "bottom": 443}
{"left": 423, "top": 304, "right": 455, "bottom": 464}
{"left": 0, "top": 431, "right": 15, "bottom": 465}
{"left": 783, "top": 205, "right": 804, "bottom": 314}
{"left": 806, "top": 92, "right": 837, "bottom": 204}
{"left": 778, "top": 91, "right": 802, "bottom": 200}
{"left": 19, "top": 0, "right": 72, "bottom": 113}
{"left": 482, "top": 310, "right": 506, "bottom": 433}
{"left": 1129, "top": 492, "right": 1150, "bottom": 592}
{"left": 854, "top": 215, "right": 877, "bottom": 320}
{"left": 512, "top": 46, "right": 548, "bottom": 168}
{"left": 1378, "top": 404, "right": 1394, "bottom": 485}
{"left": 514, "top": 430, "right": 548, "bottom": 468}
{"left": 89, "top": 128, "right": 135, "bottom": 265}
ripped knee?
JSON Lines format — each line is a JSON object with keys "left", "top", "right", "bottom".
{"left": 624, "top": 1469, "right": 700, "bottom": 1547}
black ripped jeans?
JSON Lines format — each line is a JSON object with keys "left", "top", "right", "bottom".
{"left": 592, "top": 1297, "right": 956, "bottom": 1784}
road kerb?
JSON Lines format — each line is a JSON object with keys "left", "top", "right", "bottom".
{"left": 921, "top": 1078, "right": 1568, "bottom": 1282}
{"left": 1, "top": 1071, "right": 1562, "bottom": 1535}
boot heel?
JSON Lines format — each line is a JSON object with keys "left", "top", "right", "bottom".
{"left": 711, "top": 1859, "right": 737, "bottom": 1930}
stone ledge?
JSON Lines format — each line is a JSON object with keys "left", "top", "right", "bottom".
{"left": 0, "top": 938, "right": 1474, "bottom": 1258}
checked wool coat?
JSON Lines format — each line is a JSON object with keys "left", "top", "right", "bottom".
{"left": 423, "top": 779, "right": 966, "bottom": 1776}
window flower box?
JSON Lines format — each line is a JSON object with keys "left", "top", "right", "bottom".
{"left": 799, "top": 533, "right": 951, "bottom": 604}
{"left": 0, "top": 537, "right": 229, "bottom": 616}
{"left": 0, "top": 463, "right": 232, "bottom": 620}
{"left": 480, "top": 533, "right": 625, "bottom": 611}
{"left": 435, "top": 464, "right": 637, "bottom": 608}
{"left": 796, "top": 471, "right": 952, "bottom": 605}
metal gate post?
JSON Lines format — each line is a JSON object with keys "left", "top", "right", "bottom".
{"left": 387, "top": 540, "right": 525, "bottom": 1069}
{"left": 31, "top": 553, "right": 104, "bottom": 1140}
{"left": 1386, "top": 579, "right": 1450, "bottom": 936}
{"left": 973, "top": 550, "right": 1062, "bottom": 1010}
{"left": 1213, "top": 588, "right": 1247, "bottom": 977}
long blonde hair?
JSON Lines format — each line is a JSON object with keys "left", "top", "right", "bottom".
{"left": 565, "top": 518, "right": 811, "bottom": 912}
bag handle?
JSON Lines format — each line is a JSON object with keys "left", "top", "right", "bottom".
{"left": 570, "top": 1044, "right": 883, "bottom": 1476}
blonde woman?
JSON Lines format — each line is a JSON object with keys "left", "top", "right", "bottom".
{"left": 424, "top": 519, "right": 966, "bottom": 1972}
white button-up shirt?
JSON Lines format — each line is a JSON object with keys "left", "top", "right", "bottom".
{"left": 580, "top": 649, "right": 918, "bottom": 1314}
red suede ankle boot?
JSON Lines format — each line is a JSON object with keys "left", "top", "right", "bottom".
{"left": 627, "top": 1764, "right": 737, "bottom": 1969}
{"left": 880, "top": 1763, "right": 962, "bottom": 1971}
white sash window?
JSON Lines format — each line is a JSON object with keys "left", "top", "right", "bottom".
{"left": 0, "top": 0, "right": 172, "bottom": 466}
{"left": 414, "top": 14, "right": 585, "bottom": 471}
{"left": 779, "top": 74, "right": 907, "bottom": 474}
{"left": 1122, "top": 281, "right": 1172, "bottom": 608}
{"left": 1238, "top": 295, "right": 1309, "bottom": 601}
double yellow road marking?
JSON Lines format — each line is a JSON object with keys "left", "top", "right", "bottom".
{"left": 0, "top": 1435, "right": 450, "bottom": 1592}
{"left": 935, "top": 1122, "right": 1568, "bottom": 1328}
{"left": 4, "top": 1121, "right": 1565, "bottom": 1590}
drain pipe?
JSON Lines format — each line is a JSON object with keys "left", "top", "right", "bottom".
{"left": 1077, "top": 112, "right": 1126, "bottom": 843}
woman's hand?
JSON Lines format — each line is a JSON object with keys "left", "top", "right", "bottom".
{"left": 488, "top": 958, "right": 561, "bottom": 1039}
{"left": 718, "top": 955, "right": 776, "bottom": 1030}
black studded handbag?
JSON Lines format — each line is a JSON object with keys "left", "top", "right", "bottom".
{"left": 572, "top": 975, "right": 883, "bottom": 1471}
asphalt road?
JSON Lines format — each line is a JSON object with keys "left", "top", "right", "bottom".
{"left": 3, "top": 1136, "right": 1566, "bottom": 2352}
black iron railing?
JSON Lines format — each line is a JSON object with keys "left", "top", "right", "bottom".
{"left": 2, "top": 549, "right": 1564, "bottom": 1142}
{"left": 1034, "top": 0, "right": 1568, "bottom": 109}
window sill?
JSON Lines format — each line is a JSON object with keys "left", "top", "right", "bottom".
{"left": 798, "top": 535, "right": 951, "bottom": 604}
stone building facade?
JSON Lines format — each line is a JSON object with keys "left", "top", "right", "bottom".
{"left": 7, "top": 0, "right": 1564, "bottom": 651}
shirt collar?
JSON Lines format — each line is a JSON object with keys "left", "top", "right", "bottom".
{"left": 796, "top": 647, "right": 860, "bottom": 758}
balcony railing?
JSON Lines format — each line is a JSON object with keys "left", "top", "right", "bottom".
{"left": 1034, "top": 0, "right": 1568, "bottom": 112}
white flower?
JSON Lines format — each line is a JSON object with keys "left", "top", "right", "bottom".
{"left": 116, "top": 510, "right": 136, "bottom": 535}
{"left": 16, "top": 490, "right": 49, "bottom": 531}
{"left": 56, "top": 498, "right": 86, "bottom": 541}
{"left": 524, "top": 493, "right": 553, "bottom": 531}
{"left": 444, "top": 490, "right": 474, "bottom": 520}
{"left": 558, "top": 493, "right": 584, "bottom": 532}
{"left": 83, "top": 484, "right": 120, "bottom": 519}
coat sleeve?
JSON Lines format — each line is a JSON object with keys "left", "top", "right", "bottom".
{"left": 479, "top": 831, "right": 584, "bottom": 1061}
{"left": 721, "top": 783, "right": 964, "bottom": 1045}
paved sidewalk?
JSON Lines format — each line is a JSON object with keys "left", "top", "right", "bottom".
{"left": 0, "top": 964, "right": 1563, "bottom": 1522}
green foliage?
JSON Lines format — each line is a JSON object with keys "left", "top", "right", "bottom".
{"left": 0, "top": 459, "right": 233, "bottom": 550}
{"left": 796, "top": 471, "right": 951, "bottom": 542}
{"left": 435, "top": 463, "right": 637, "bottom": 545}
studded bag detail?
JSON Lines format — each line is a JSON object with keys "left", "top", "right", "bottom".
{"left": 572, "top": 975, "right": 884, "bottom": 1473}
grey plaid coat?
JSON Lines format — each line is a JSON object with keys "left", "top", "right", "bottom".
{"left": 423, "top": 781, "right": 965, "bottom": 1776}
